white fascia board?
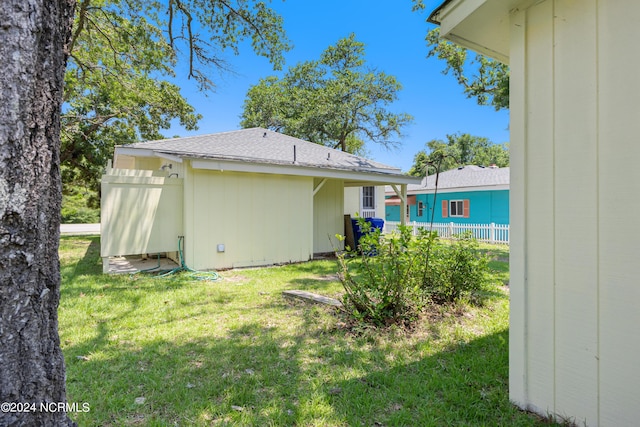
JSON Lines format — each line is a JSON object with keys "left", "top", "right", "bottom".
{"left": 154, "top": 152, "right": 183, "bottom": 163}
{"left": 437, "top": 0, "right": 487, "bottom": 36}
{"left": 190, "top": 158, "right": 420, "bottom": 186}
{"left": 114, "top": 147, "right": 156, "bottom": 158}
{"left": 115, "top": 146, "right": 183, "bottom": 163}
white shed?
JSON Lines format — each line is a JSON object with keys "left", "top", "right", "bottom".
{"left": 430, "top": 1, "right": 640, "bottom": 425}
{"left": 101, "top": 128, "right": 419, "bottom": 271}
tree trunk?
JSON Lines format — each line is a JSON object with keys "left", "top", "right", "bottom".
{"left": 0, "top": 0, "right": 76, "bottom": 425}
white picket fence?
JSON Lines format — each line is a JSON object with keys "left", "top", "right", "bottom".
{"left": 384, "top": 221, "right": 510, "bottom": 245}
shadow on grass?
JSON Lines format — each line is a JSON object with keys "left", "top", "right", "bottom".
{"left": 64, "top": 315, "right": 318, "bottom": 425}
{"left": 326, "top": 330, "right": 521, "bottom": 426}
{"left": 60, "top": 235, "right": 102, "bottom": 277}
{"left": 63, "top": 318, "right": 554, "bottom": 426}
{"left": 60, "top": 237, "right": 547, "bottom": 426}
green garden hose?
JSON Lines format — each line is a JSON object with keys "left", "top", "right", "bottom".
{"left": 133, "top": 236, "right": 219, "bottom": 281}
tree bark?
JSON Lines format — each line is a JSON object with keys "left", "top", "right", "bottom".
{"left": 0, "top": 0, "right": 76, "bottom": 425}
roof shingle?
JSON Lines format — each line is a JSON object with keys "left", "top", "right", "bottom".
{"left": 387, "top": 165, "right": 509, "bottom": 193}
{"left": 125, "top": 127, "right": 399, "bottom": 174}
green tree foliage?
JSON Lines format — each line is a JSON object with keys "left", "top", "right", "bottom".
{"left": 62, "top": 0, "right": 290, "bottom": 199}
{"left": 61, "top": 185, "right": 101, "bottom": 224}
{"left": 407, "top": 133, "right": 509, "bottom": 177}
{"left": 241, "top": 34, "right": 413, "bottom": 153}
{"left": 425, "top": 28, "right": 509, "bottom": 111}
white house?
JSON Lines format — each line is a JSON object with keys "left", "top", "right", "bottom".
{"left": 429, "top": 1, "right": 640, "bottom": 425}
{"left": 101, "top": 128, "right": 419, "bottom": 271}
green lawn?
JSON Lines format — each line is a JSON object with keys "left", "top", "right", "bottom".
{"left": 59, "top": 236, "right": 553, "bottom": 426}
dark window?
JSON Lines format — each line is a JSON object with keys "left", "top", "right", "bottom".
{"left": 450, "top": 200, "right": 464, "bottom": 217}
{"left": 362, "top": 186, "right": 375, "bottom": 210}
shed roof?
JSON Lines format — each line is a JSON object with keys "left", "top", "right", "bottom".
{"left": 115, "top": 128, "right": 420, "bottom": 186}
{"left": 386, "top": 165, "right": 509, "bottom": 194}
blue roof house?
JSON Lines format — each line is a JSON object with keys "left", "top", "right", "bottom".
{"left": 385, "top": 165, "right": 509, "bottom": 225}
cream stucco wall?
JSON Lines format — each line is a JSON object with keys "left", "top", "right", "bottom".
{"left": 509, "top": 1, "right": 640, "bottom": 425}
{"left": 183, "top": 164, "right": 314, "bottom": 270}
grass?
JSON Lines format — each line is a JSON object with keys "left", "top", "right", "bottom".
{"left": 59, "top": 236, "right": 554, "bottom": 426}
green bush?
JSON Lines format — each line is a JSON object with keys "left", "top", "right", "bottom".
{"left": 422, "top": 232, "right": 490, "bottom": 304}
{"left": 336, "top": 220, "right": 429, "bottom": 327}
{"left": 336, "top": 221, "right": 491, "bottom": 328}
{"left": 61, "top": 186, "right": 100, "bottom": 224}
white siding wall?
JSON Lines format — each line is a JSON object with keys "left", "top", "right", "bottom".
{"left": 510, "top": 1, "right": 640, "bottom": 425}
{"left": 183, "top": 165, "right": 313, "bottom": 270}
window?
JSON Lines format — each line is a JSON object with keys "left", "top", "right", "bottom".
{"left": 450, "top": 200, "right": 463, "bottom": 217}
{"left": 417, "top": 201, "right": 425, "bottom": 217}
{"left": 442, "top": 199, "right": 469, "bottom": 218}
{"left": 362, "top": 186, "right": 375, "bottom": 210}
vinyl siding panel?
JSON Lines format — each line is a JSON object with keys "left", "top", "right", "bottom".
{"left": 553, "top": 1, "right": 598, "bottom": 421}
{"left": 113, "top": 154, "right": 135, "bottom": 169}
{"left": 509, "top": 1, "right": 640, "bottom": 424}
{"left": 597, "top": 2, "right": 640, "bottom": 424}
{"left": 184, "top": 165, "right": 313, "bottom": 270}
{"left": 343, "top": 187, "right": 360, "bottom": 216}
{"left": 521, "top": 3, "right": 556, "bottom": 412}
{"left": 508, "top": 7, "right": 527, "bottom": 406}
{"left": 134, "top": 157, "right": 162, "bottom": 171}
{"left": 100, "top": 173, "right": 183, "bottom": 257}
{"left": 314, "top": 179, "right": 344, "bottom": 253}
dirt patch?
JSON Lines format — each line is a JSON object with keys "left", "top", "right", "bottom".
{"left": 220, "top": 274, "right": 248, "bottom": 284}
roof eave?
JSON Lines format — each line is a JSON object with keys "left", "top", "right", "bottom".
{"left": 191, "top": 158, "right": 420, "bottom": 186}
{"left": 427, "top": 0, "right": 454, "bottom": 25}
{"left": 114, "top": 146, "right": 420, "bottom": 186}
{"left": 427, "top": 0, "right": 525, "bottom": 64}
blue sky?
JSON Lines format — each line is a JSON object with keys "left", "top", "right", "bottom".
{"left": 170, "top": 0, "right": 509, "bottom": 172}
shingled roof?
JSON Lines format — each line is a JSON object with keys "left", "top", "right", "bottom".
{"left": 122, "top": 127, "right": 399, "bottom": 174}
{"left": 387, "top": 165, "right": 509, "bottom": 194}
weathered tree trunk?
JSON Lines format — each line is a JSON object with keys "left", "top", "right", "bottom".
{"left": 0, "top": 0, "right": 76, "bottom": 426}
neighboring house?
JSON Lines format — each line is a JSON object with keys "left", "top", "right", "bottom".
{"left": 101, "top": 128, "right": 420, "bottom": 271}
{"left": 431, "top": 1, "right": 640, "bottom": 425}
{"left": 385, "top": 165, "right": 509, "bottom": 224}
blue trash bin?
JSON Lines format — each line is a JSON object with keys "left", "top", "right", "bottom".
{"left": 368, "top": 217, "right": 384, "bottom": 233}
{"left": 350, "top": 218, "right": 385, "bottom": 253}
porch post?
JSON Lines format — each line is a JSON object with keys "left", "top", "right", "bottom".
{"left": 400, "top": 184, "right": 407, "bottom": 226}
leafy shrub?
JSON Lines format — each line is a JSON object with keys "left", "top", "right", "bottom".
{"left": 336, "top": 220, "right": 428, "bottom": 326}
{"left": 336, "top": 221, "right": 491, "bottom": 328}
{"left": 421, "top": 232, "right": 490, "bottom": 304}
